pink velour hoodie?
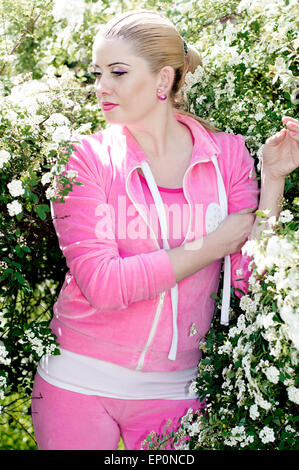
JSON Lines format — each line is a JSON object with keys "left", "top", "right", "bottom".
{"left": 49, "top": 112, "right": 259, "bottom": 372}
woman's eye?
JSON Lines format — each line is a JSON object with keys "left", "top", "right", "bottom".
{"left": 91, "top": 70, "right": 126, "bottom": 78}
{"left": 112, "top": 71, "right": 127, "bottom": 76}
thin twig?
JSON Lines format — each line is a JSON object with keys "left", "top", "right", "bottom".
{"left": 0, "top": 0, "right": 54, "bottom": 76}
{"left": 3, "top": 410, "right": 37, "bottom": 445}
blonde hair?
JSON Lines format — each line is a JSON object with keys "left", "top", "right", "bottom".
{"left": 95, "top": 10, "right": 218, "bottom": 133}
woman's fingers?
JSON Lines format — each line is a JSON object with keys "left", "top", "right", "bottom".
{"left": 285, "top": 121, "right": 299, "bottom": 139}
{"left": 265, "top": 128, "right": 287, "bottom": 145}
{"left": 282, "top": 116, "right": 299, "bottom": 138}
{"left": 282, "top": 115, "right": 298, "bottom": 125}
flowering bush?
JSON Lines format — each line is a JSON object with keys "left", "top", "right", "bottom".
{"left": 140, "top": 0, "right": 299, "bottom": 451}
{"left": 143, "top": 209, "right": 298, "bottom": 450}
{"left": 0, "top": 0, "right": 107, "bottom": 437}
{"left": 0, "top": 0, "right": 298, "bottom": 449}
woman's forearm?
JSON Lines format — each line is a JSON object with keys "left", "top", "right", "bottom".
{"left": 166, "top": 231, "right": 223, "bottom": 283}
{"left": 250, "top": 170, "right": 285, "bottom": 240}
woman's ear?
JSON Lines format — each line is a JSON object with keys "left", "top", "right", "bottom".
{"left": 157, "top": 66, "right": 175, "bottom": 95}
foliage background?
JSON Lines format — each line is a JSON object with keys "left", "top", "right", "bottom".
{"left": 0, "top": 0, "right": 298, "bottom": 449}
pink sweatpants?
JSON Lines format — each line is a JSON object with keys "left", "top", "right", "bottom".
{"left": 31, "top": 372, "right": 202, "bottom": 450}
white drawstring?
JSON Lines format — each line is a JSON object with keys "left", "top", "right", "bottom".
{"left": 140, "top": 155, "right": 231, "bottom": 362}
{"left": 141, "top": 161, "right": 179, "bottom": 360}
{"left": 211, "top": 156, "right": 231, "bottom": 326}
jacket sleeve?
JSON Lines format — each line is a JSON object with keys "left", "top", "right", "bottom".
{"left": 51, "top": 136, "right": 177, "bottom": 310}
{"left": 227, "top": 135, "right": 260, "bottom": 298}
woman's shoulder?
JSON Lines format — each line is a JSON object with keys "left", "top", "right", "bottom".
{"left": 64, "top": 128, "right": 117, "bottom": 181}
{"left": 208, "top": 127, "right": 246, "bottom": 149}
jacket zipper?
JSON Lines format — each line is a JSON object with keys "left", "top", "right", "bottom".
{"left": 125, "top": 167, "right": 166, "bottom": 371}
{"left": 136, "top": 291, "right": 166, "bottom": 370}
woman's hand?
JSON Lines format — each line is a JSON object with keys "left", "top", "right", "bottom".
{"left": 213, "top": 207, "right": 256, "bottom": 256}
{"left": 262, "top": 116, "right": 299, "bottom": 180}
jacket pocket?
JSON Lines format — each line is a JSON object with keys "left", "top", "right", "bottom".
{"left": 53, "top": 271, "right": 97, "bottom": 319}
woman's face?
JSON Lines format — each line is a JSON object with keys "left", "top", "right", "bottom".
{"left": 92, "top": 37, "right": 163, "bottom": 126}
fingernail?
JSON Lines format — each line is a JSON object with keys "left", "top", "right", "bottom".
{"left": 291, "top": 131, "right": 296, "bottom": 136}
{"left": 288, "top": 123, "right": 296, "bottom": 128}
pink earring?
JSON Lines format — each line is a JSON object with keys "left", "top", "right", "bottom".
{"left": 157, "top": 89, "right": 167, "bottom": 101}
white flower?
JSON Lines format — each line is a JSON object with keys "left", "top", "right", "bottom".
{"left": 7, "top": 179, "right": 25, "bottom": 197}
{"left": 0, "top": 375, "right": 7, "bottom": 389}
{"left": 4, "top": 109, "right": 18, "bottom": 123}
{"left": 242, "top": 239, "right": 259, "bottom": 257}
{"left": 41, "top": 172, "right": 52, "bottom": 185}
{"left": 189, "top": 421, "right": 200, "bottom": 436}
{"left": 254, "top": 393, "right": 272, "bottom": 411}
{"left": 254, "top": 112, "right": 265, "bottom": 121}
{"left": 287, "top": 386, "right": 299, "bottom": 405}
{"left": 45, "top": 187, "right": 57, "bottom": 200}
{"left": 260, "top": 312, "right": 275, "bottom": 329}
{"left": 52, "top": 125, "right": 71, "bottom": 143}
{"left": 279, "top": 210, "right": 293, "bottom": 223}
{"left": 0, "top": 341, "right": 11, "bottom": 365}
{"left": 285, "top": 425, "right": 295, "bottom": 433}
{"left": 7, "top": 80, "right": 50, "bottom": 113}
{"left": 189, "top": 323, "right": 199, "bottom": 337}
{"left": 224, "top": 425, "right": 254, "bottom": 447}
{"left": 188, "top": 380, "right": 198, "bottom": 397}
{"left": 264, "top": 366, "right": 280, "bottom": 384}
{"left": 249, "top": 404, "right": 260, "bottom": 420}
{"left": 274, "top": 57, "right": 287, "bottom": 74}
{"left": 0, "top": 150, "right": 11, "bottom": 168}
{"left": 259, "top": 426, "right": 275, "bottom": 444}
{"left": 46, "top": 113, "right": 70, "bottom": 127}
{"left": 66, "top": 169, "right": 78, "bottom": 179}
{"left": 7, "top": 200, "right": 22, "bottom": 216}
{"left": 267, "top": 216, "right": 277, "bottom": 227}
{"left": 266, "top": 235, "right": 280, "bottom": 258}
{"left": 240, "top": 295, "right": 257, "bottom": 315}
{"left": 52, "top": 0, "right": 86, "bottom": 28}
{"left": 218, "top": 340, "right": 233, "bottom": 355}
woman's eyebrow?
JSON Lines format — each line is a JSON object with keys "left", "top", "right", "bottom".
{"left": 92, "top": 62, "right": 131, "bottom": 67}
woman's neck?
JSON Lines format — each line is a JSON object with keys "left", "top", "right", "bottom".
{"left": 126, "top": 107, "right": 187, "bottom": 162}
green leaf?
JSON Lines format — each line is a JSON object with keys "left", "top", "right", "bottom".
{"left": 255, "top": 210, "right": 268, "bottom": 218}
{"left": 34, "top": 204, "right": 50, "bottom": 220}
{"left": 15, "top": 245, "right": 24, "bottom": 258}
{"left": 27, "top": 190, "right": 39, "bottom": 203}
{"left": 14, "top": 271, "right": 26, "bottom": 286}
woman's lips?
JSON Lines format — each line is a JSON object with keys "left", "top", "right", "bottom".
{"left": 101, "top": 102, "right": 119, "bottom": 111}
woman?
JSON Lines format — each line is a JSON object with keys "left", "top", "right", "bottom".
{"left": 31, "top": 10, "right": 299, "bottom": 450}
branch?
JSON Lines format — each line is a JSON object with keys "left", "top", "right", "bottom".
{"left": 0, "top": 0, "right": 54, "bottom": 76}
{"left": 3, "top": 410, "right": 37, "bottom": 445}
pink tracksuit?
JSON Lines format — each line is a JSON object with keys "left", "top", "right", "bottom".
{"left": 31, "top": 112, "right": 259, "bottom": 449}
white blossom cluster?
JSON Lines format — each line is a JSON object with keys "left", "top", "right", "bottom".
{"left": 178, "top": 0, "right": 297, "bottom": 161}
{"left": 0, "top": 341, "right": 11, "bottom": 366}
{"left": 224, "top": 425, "right": 254, "bottom": 448}
{"left": 52, "top": 0, "right": 87, "bottom": 29}
{"left": 243, "top": 227, "right": 299, "bottom": 352}
{"left": 1, "top": 72, "right": 87, "bottom": 214}
{"left": 167, "top": 211, "right": 298, "bottom": 450}
{"left": 0, "top": 149, "right": 11, "bottom": 169}
{"left": 21, "top": 329, "right": 57, "bottom": 358}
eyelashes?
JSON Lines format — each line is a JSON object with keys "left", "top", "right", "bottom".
{"left": 112, "top": 71, "right": 127, "bottom": 76}
{"left": 92, "top": 71, "right": 127, "bottom": 78}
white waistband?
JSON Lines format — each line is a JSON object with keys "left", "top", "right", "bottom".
{"left": 37, "top": 348, "right": 198, "bottom": 400}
